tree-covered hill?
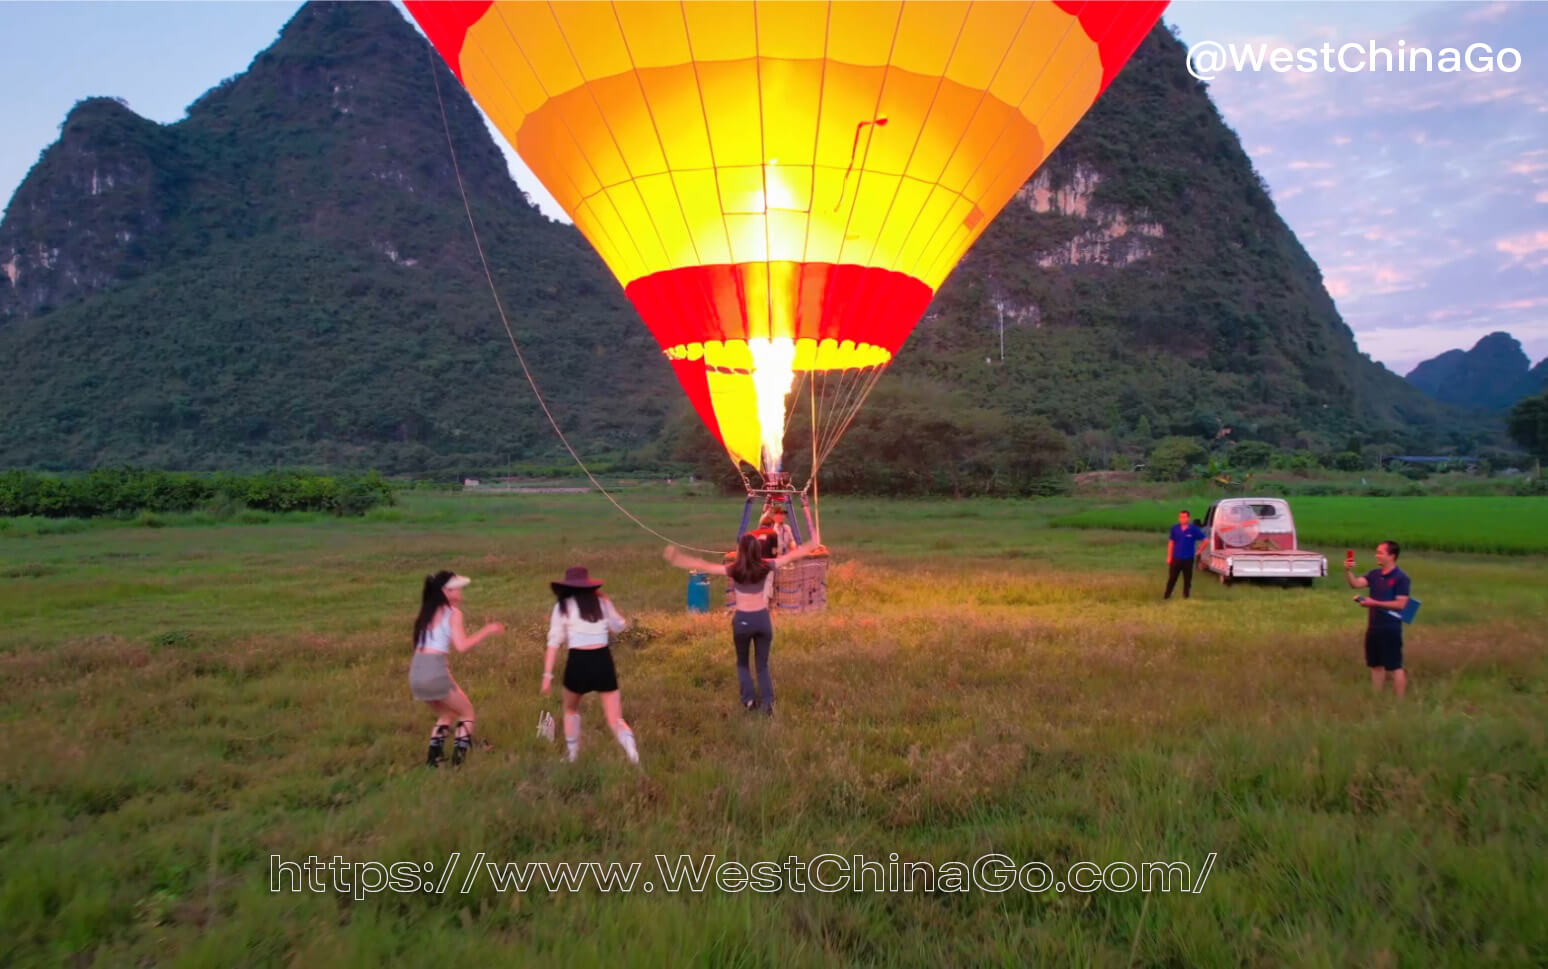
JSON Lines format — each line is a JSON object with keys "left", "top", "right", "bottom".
{"left": 0, "top": 2, "right": 673, "bottom": 471}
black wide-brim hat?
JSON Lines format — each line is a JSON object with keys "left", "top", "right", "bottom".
{"left": 551, "top": 565, "right": 603, "bottom": 594}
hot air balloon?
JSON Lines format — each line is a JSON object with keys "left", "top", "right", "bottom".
{"left": 407, "top": 0, "right": 1166, "bottom": 522}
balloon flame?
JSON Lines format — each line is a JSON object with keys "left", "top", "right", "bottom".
{"left": 748, "top": 337, "right": 797, "bottom": 476}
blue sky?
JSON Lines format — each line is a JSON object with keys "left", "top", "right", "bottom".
{"left": 2, "top": 1, "right": 1544, "bottom": 374}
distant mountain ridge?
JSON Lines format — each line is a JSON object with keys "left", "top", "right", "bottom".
{"left": 1405, "top": 332, "right": 1546, "bottom": 412}
{"left": 0, "top": 2, "right": 1495, "bottom": 474}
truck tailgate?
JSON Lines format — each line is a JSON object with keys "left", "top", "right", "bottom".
{"left": 1229, "top": 553, "right": 1325, "bottom": 577}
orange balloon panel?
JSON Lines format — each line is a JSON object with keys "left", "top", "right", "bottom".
{"left": 408, "top": 0, "right": 1167, "bottom": 469}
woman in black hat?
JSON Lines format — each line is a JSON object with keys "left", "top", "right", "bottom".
{"left": 663, "top": 532, "right": 820, "bottom": 715}
{"left": 541, "top": 566, "right": 639, "bottom": 764}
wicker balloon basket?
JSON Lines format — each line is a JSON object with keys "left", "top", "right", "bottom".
{"left": 723, "top": 550, "right": 829, "bottom": 613}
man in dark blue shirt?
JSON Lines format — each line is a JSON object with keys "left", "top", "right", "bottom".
{"left": 1346, "top": 540, "right": 1412, "bottom": 696}
{"left": 1165, "top": 509, "right": 1207, "bottom": 599}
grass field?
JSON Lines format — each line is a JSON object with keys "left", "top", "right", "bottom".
{"left": 2, "top": 493, "right": 1545, "bottom": 966}
{"left": 1052, "top": 496, "right": 1548, "bottom": 555}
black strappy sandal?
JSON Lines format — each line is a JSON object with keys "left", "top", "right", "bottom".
{"left": 426, "top": 724, "right": 451, "bottom": 768}
{"left": 451, "top": 720, "right": 474, "bottom": 767}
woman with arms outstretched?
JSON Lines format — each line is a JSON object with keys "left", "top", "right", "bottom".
{"left": 663, "top": 533, "right": 820, "bottom": 715}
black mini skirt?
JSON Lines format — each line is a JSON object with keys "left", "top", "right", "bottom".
{"left": 563, "top": 646, "right": 619, "bottom": 694}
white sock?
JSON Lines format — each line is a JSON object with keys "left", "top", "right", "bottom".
{"left": 564, "top": 714, "right": 580, "bottom": 762}
{"left": 612, "top": 725, "right": 639, "bottom": 764}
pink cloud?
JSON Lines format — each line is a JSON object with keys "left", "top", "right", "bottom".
{"left": 1497, "top": 230, "right": 1548, "bottom": 258}
{"left": 1463, "top": 1, "right": 1513, "bottom": 24}
{"left": 1288, "top": 160, "right": 1334, "bottom": 170}
{"left": 1460, "top": 86, "right": 1523, "bottom": 108}
{"left": 1373, "top": 267, "right": 1416, "bottom": 291}
{"left": 1495, "top": 297, "right": 1548, "bottom": 311}
{"left": 1323, "top": 263, "right": 1421, "bottom": 300}
{"left": 1495, "top": 232, "right": 1548, "bottom": 270}
{"left": 1328, "top": 261, "right": 1426, "bottom": 300}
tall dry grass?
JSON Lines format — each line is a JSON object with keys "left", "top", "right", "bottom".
{"left": 1, "top": 493, "right": 1544, "bottom": 966}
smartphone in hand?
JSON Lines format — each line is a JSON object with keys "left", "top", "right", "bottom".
{"left": 1345, "top": 549, "right": 1355, "bottom": 569}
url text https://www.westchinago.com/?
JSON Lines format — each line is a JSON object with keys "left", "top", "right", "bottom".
{"left": 1185, "top": 39, "right": 1522, "bottom": 81}
{"left": 270, "top": 852, "right": 1217, "bottom": 900}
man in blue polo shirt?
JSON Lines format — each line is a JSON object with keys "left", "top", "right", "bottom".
{"left": 1165, "top": 509, "right": 1207, "bottom": 599}
{"left": 1347, "top": 540, "right": 1412, "bottom": 697}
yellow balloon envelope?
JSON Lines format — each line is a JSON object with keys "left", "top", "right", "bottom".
{"left": 408, "top": 0, "right": 1167, "bottom": 473}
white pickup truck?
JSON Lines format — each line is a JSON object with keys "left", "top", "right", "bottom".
{"left": 1196, "top": 497, "right": 1327, "bottom": 586}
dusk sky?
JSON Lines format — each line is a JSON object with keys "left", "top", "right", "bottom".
{"left": 2, "top": 1, "right": 1544, "bottom": 375}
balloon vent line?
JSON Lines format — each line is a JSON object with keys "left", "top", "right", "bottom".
{"left": 425, "top": 44, "right": 720, "bottom": 555}
{"left": 833, "top": 116, "right": 887, "bottom": 212}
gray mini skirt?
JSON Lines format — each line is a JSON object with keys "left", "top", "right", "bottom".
{"left": 409, "top": 651, "right": 454, "bottom": 701}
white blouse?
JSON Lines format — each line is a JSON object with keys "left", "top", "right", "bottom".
{"left": 547, "top": 597, "right": 627, "bottom": 650}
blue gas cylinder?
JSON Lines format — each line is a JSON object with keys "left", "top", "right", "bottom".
{"left": 686, "top": 571, "right": 711, "bottom": 613}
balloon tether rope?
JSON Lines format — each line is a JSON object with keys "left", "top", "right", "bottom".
{"left": 426, "top": 45, "right": 719, "bottom": 554}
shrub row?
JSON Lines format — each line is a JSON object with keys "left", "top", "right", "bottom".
{"left": 0, "top": 469, "right": 394, "bottom": 519}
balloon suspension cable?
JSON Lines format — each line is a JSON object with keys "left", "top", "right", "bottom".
{"left": 425, "top": 45, "right": 720, "bottom": 555}
{"left": 809, "top": 371, "right": 821, "bottom": 538}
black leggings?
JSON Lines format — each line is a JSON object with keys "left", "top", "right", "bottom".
{"left": 732, "top": 609, "right": 774, "bottom": 704}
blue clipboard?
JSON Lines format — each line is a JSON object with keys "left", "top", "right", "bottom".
{"left": 1384, "top": 597, "right": 1421, "bottom": 624}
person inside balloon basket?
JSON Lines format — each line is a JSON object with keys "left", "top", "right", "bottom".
{"left": 766, "top": 505, "right": 798, "bottom": 555}
{"left": 749, "top": 512, "right": 780, "bottom": 558}
{"left": 1164, "top": 509, "right": 1206, "bottom": 599}
{"left": 663, "top": 532, "right": 821, "bottom": 715}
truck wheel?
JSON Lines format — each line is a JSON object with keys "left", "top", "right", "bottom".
{"left": 1297, "top": 578, "right": 1314, "bottom": 588}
